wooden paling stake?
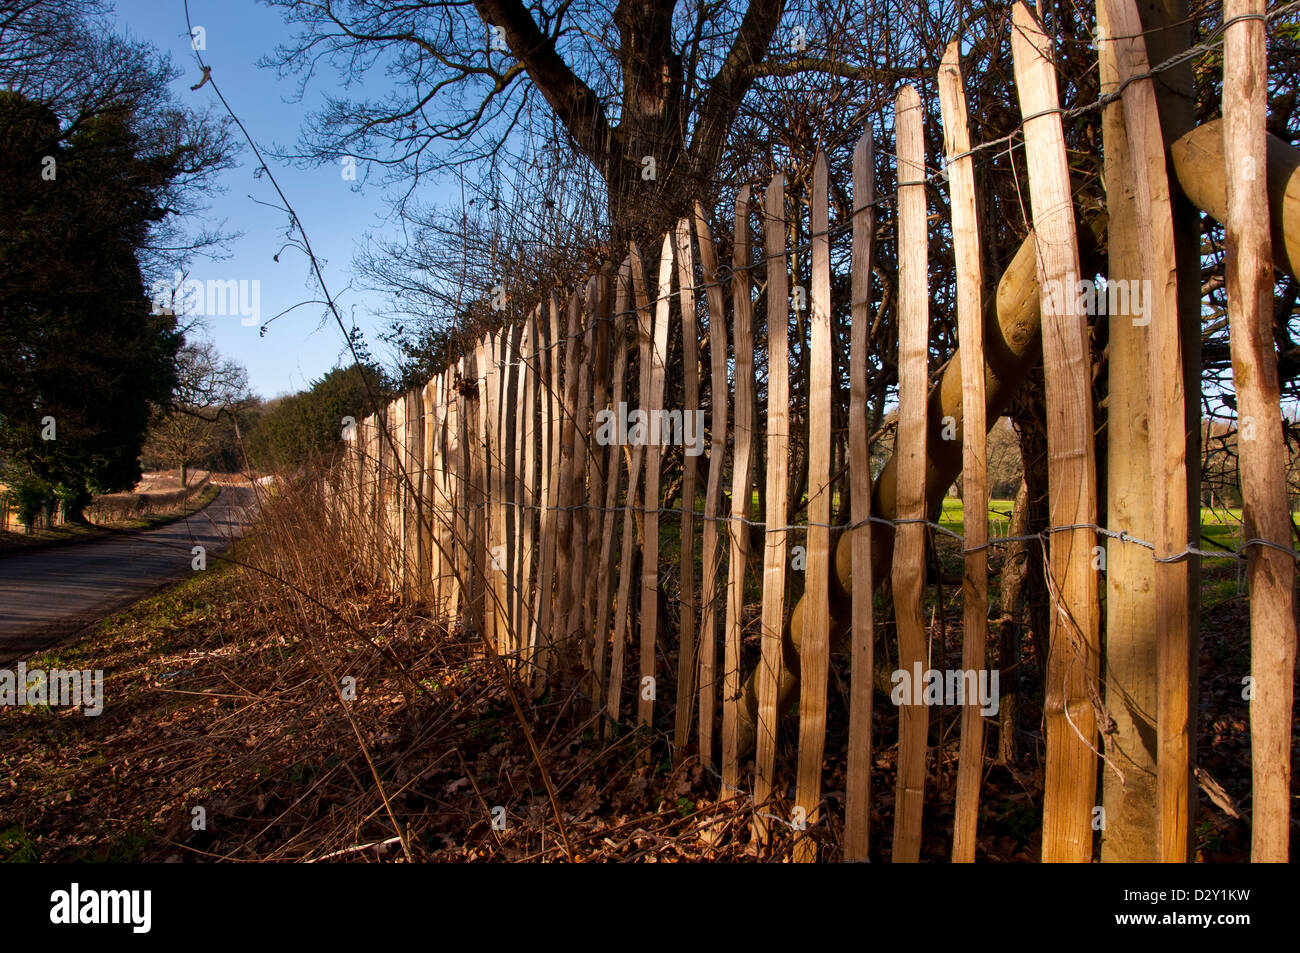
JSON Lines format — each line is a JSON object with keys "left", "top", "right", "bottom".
{"left": 501, "top": 327, "right": 521, "bottom": 655}
{"left": 382, "top": 395, "right": 397, "bottom": 587}
{"left": 723, "top": 189, "right": 755, "bottom": 795}
{"left": 1223, "top": 0, "right": 1297, "bottom": 864}
{"left": 369, "top": 413, "right": 382, "bottom": 583}
{"left": 348, "top": 420, "right": 362, "bottom": 561}
{"left": 1102, "top": 0, "right": 1192, "bottom": 861}
{"left": 517, "top": 312, "right": 538, "bottom": 670}
{"left": 674, "top": 221, "right": 701, "bottom": 761}
{"left": 1011, "top": 0, "right": 1101, "bottom": 863}
{"left": 608, "top": 251, "right": 649, "bottom": 729}
{"left": 439, "top": 370, "right": 458, "bottom": 619}
{"left": 1097, "top": 0, "right": 1158, "bottom": 860}
{"left": 481, "top": 335, "right": 500, "bottom": 648}
{"left": 939, "top": 41, "right": 990, "bottom": 864}
{"left": 583, "top": 269, "right": 612, "bottom": 708}
{"left": 554, "top": 293, "right": 583, "bottom": 676}
{"left": 514, "top": 329, "right": 529, "bottom": 652}
{"left": 793, "top": 155, "right": 834, "bottom": 862}
{"left": 491, "top": 332, "right": 512, "bottom": 652}
{"left": 473, "top": 338, "right": 491, "bottom": 639}
{"left": 405, "top": 389, "right": 419, "bottom": 598}
{"left": 640, "top": 236, "right": 672, "bottom": 728}
{"left": 844, "top": 131, "right": 877, "bottom": 862}
{"left": 423, "top": 376, "right": 439, "bottom": 610}
{"left": 566, "top": 285, "right": 594, "bottom": 678}
{"left": 409, "top": 387, "right": 422, "bottom": 599}
{"left": 359, "top": 415, "right": 371, "bottom": 579}
{"left": 454, "top": 356, "right": 472, "bottom": 624}
{"left": 414, "top": 382, "right": 431, "bottom": 604}
{"left": 532, "top": 297, "right": 563, "bottom": 690}
{"left": 443, "top": 370, "right": 458, "bottom": 615}
{"left": 385, "top": 397, "right": 399, "bottom": 590}
{"left": 754, "top": 172, "right": 789, "bottom": 844}
{"left": 694, "top": 202, "right": 729, "bottom": 770}
{"left": 593, "top": 263, "right": 631, "bottom": 721}
{"left": 891, "top": 87, "right": 930, "bottom": 864}
{"left": 378, "top": 404, "right": 391, "bottom": 585}
{"left": 394, "top": 393, "right": 408, "bottom": 595}
{"left": 449, "top": 367, "right": 464, "bottom": 619}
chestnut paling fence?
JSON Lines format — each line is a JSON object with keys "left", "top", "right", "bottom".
{"left": 326, "top": 1, "right": 1296, "bottom": 862}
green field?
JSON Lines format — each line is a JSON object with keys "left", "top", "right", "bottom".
{"left": 936, "top": 496, "right": 1259, "bottom": 552}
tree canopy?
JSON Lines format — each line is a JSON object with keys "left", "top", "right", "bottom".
{"left": 0, "top": 3, "right": 236, "bottom": 522}
{"left": 243, "top": 364, "right": 390, "bottom": 472}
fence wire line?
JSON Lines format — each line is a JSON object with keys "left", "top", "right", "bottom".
{"left": 335, "top": 451, "right": 1300, "bottom": 565}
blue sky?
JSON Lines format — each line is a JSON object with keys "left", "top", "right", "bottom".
{"left": 113, "top": 0, "right": 443, "bottom": 398}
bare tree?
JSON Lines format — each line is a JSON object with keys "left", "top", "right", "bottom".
{"left": 146, "top": 340, "right": 251, "bottom": 485}
{"left": 0, "top": 0, "right": 239, "bottom": 281}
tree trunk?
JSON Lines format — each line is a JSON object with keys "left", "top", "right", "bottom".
{"left": 607, "top": 1, "right": 686, "bottom": 249}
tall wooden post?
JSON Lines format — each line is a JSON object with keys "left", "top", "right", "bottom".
{"left": 1011, "top": 1, "right": 1101, "bottom": 863}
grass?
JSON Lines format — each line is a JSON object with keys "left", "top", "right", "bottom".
{"left": 936, "top": 496, "right": 1288, "bottom": 552}
{"left": 0, "top": 483, "right": 221, "bottom": 557}
{"left": 937, "top": 497, "right": 1017, "bottom": 534}
{"left": 933, "top": 496, "right": 1279, "bottom": 610}
{"left": 653, "top": 491, "right": 1271, "bottom": 618}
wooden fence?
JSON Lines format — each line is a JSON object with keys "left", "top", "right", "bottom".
{"left": 328, "top": 0, "right": 1296, "bottom": 862}
{"left": 0, "top": 492, "right": 66, "bottom": 532}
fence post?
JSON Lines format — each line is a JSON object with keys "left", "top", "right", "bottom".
{"left": 553, "top": 293, "right": 583, "bottom": 679}
{"left": 940, "top": 41, "right": 990, "bottom": 864}
{"left": 566, "top": 285, "right": 594, "bottom": 684}
{"left": 640, "top": 236, "right": 672, "bottom": 730}
{"left": 723, "top": 189, "right": 755, "bottom": 795}
{"left": 517, "top": 313, "right": 538, "bottom": 672}
{"left": 1011, "top": 0, "right": 1101, "bottom": 863}
{"left": 794, "top": 154, "right": 834, "bottom": 863}
{"left": 454, "top": 355, "right": 472, "bottom": 627}
{"left": 1097, "top": 0, "right": 1158, "bottom": 862}
{"left": 694, "top": 202, "right": 730, "bottom": 772}
{"left": 583, "top": 270, "right": 612, "bottom": 712}
{"left": 532, "top": 296, "right": 564, "bottom": 691}
{"left": 844, "top": 131, "right": 877, "bottom": 862}
{"left": 1102, "top": 0, "right": 1194, "bottom": 861}
{"left": 890, "top": 86, "right": 930, "bottom": 864}
{"left": 608, "top": 253, "right": 649, "bottom": 729}
{"left": 501, "top": 326, "right": 522, "bottom": 658}
{"left": 755, "top": 172, "right": 789, "bottom": 844}
{"left": 593, "top": 263, "right": 631, "bottom": 724}
{"left": 1223, "top": 0, "right": 1297, "bottom": 863}
{"left": 674, "top": 223, "right": 701, "bottom": 762}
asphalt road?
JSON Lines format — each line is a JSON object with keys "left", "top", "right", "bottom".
{"left": 0, "top": 485, "right": 255, "bottom": 664}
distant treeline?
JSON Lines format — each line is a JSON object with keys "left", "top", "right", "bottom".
{"left": 142, "top": 364, "right": 391, "bottom": 476}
